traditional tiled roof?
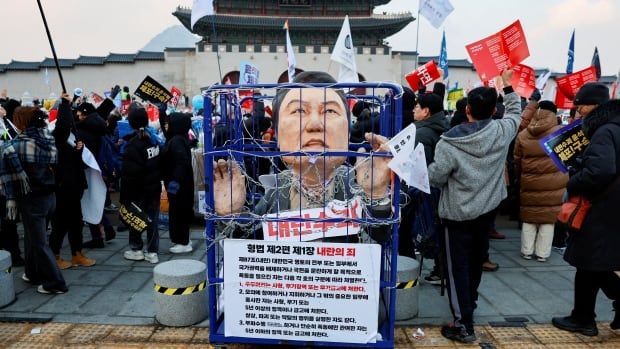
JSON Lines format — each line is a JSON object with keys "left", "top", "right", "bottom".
{"left": 135, "top": 51, "right": 165, "bottom": 60}
{"left": 76, "top": 55, "right": 106, "bottom": 65}
{"left": 40, "top": 58, "right": 76, "bottom": 68}
{"left": 5, "top": 61, "right": 41, "bottom": 71}
{"left": 175, "top": 11, "right": 413, "bottom": 36}
{"left": 0, "top": 64, "right": 6, "bottom": 73}
{"left": 106, "top": 53, "right": 136, "bottom": 63}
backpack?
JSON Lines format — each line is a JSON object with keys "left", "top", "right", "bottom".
{"left": 97, "top": 135, "right": 122, "bottom": 179}
{"left": 408, "top": 187, "right": 442, "bottom": 259}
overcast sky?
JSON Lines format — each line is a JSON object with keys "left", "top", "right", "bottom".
{"left": 1, "top": 0, "right": 617, "bottom": 75}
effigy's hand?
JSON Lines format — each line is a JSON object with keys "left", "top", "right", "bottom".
{"left": 356, "top": 133, "right": 392, "bottom": 200}
{"left": 213, "top": 159, "right": 246, "bottom": 215}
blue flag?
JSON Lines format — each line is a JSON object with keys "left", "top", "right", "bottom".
{"left": 439, "top": 30, "right": 449, "bottom": 79}
{"left": 566, "top": 29, "right": 575, "bottom": 74}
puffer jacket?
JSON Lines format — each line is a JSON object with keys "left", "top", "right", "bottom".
{"left": 514, "top": 106, "right": 568, "bottom": 223}
{"left": 564, "top": 99, "right": 620, "bottom": 271}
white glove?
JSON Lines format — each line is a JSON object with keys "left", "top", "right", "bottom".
{"left": 6, "top": 200, "right": 17, "bottom": 220}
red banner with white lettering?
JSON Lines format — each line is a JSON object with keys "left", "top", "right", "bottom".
{"left": 466, "top": 20, "right": 530, "bottom": 82}
{"left": 170, "top": 86, "right": 182, "bottom": 107}
{"left": 511, "top": 64, "right": 536, "bottom": 98}
{"left": 405, "top": 60, "right": 441, "bottom": 92}
{"left": 556, "top": 66, "right": 598, "bottom": 100}
{"left": 555, "top": 88, "right": 574, "bottom": 110}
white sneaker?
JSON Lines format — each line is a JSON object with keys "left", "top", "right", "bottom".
{"left": 37, "top": 285, "right": 66, "bottom": 294}
{"left": 124, "top": 250, "right": 145, "bottom": 261}
{"left": 144, "top": 252, "right": 159, "bottom": 264}
{"left": 21, "top": 273, "right": 31, "bottom": 283}
{"left": 169, "top": 242, "right": 193, "bottom": 254}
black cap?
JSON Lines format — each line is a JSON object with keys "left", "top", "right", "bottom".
{"left": 538, "top": 100, "right": 558, "bottom": 114}
{"left": 76, "top": 102, "right": 96, "bottom": 115}
{"left": 574, "top": 82, "right": 610, "bottom": 106}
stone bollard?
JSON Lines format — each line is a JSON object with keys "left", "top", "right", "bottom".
{"left": 153, "top": 259, "right": 208, "bottom": 326}
{"left": 0, "top": 250, "right": 15, "bottom": 308}
{"left": 395, "top": 255, "right": 420, "bottom": 320}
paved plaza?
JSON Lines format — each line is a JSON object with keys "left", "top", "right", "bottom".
{"left": 0, "top": 214, "right": 617, "bottom": 348}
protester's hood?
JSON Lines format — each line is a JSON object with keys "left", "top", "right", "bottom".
{"left": 167, "top": 112, "right": 192, "bottom": 137}
{"left": 441, "top": 118, "right": 496, "bottom": 157}
{"left": 583, "top": 99, "right": 620, "bottom": 139}
{"left": 527, "top": 108, "right": 557, "bottom": 137}
{"left": 3, "top": 99, "right": 20, "bottom": 121}
{"left": 414, "top": 111, "right": 449, "bottom": 133}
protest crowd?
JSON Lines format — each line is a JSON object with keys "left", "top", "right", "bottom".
{"left": 0, "top": 17, "right": 619, "bottom": 348}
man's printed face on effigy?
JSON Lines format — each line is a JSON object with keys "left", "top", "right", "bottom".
{"left": 277, "top": 87, "right": 349, "bottom": 176}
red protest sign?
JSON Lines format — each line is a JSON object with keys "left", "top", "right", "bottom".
{"left": 466, "top": 20, "right": 530, "bottom": 81}
{"left": 146, "top": 104, "right": 159, "bottom": 123}
{"left": 405, "top": 60, "right": 441, "bottom": 92}
{"left": 555, "top": 88, "right": 574, "bottom": 110}
{"left": 170, "top": 86, "right": 182, "bottom": 107}
{"left": 556, "top": 66, "right": 598, "bottom": 100}
{"left": 511, "top": 64, "right": 536, "bottom": 98}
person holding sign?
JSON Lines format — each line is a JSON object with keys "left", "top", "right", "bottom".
{"left": 552, "top": 91, "right": 620, "bottom": 336}
{"left": 212, "top": 71, "right": 392, "bottom": 243}
{"left": 428, "top": 68, "right": 521, "bottom": 343}
{"left": 513, "top": 100, "right": 568, "bottom": 262}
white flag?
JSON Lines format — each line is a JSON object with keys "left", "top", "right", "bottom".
{"left": 330, "top": 15, "right": 359, "bottom": 83}
{"left": 284, "top": 20, "right": 297, "bottom": 82}
{"left": 535, "top": 70, "right": 552, "bottom": 90}
{"left": 419, "top": 0, "right": 454, "bottom": 29}
{"left": 191, "top": 0, "right": 214, "bottom": 29}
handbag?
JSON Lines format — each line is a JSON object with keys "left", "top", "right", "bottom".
{"left": 557, "top": 196, "right": 592, "bottom": 231}
{"left": 119, "top": 202, "right": 152, "bottom": 234}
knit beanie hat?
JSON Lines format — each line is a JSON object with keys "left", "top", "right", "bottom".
{"left": 128, "top": 106, "right": 148, "bottom": 130}
{"left": 538, "top": 100, "right": 557, "bottom": 114}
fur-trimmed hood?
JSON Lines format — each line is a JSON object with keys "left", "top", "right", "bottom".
{"left": 583, "top": 99, "right": 620, "bottom": 139}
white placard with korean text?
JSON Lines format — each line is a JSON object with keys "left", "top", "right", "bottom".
{"left": 224, "top": 239, "right": 381, "bottom": 344}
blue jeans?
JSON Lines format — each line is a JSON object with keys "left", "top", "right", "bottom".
{"left": 19, "top": 193, "right": 67, "bottom": 291}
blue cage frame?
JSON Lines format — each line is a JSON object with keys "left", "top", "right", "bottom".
{"left": 203, "top": 82, "right": 404, "bottom": 348}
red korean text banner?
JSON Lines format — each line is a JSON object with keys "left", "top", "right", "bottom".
{"left": 556, "top": 66, "right": 598, "bottom": 100}
{"left": 466, "top": 20, "right": 530, "bottom": 82}
{"left": 405, "top": 60, "right": 441, "bottom": 92}
{"left": 555, "top": 88, "right": 574, "bottom": 110}
{"left": 511, "top": 64, "right": 536, "bottom": 98}
{"left": 170, "top": 86, "right": 182, "bottom": 107}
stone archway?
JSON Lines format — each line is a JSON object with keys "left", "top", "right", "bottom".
{"left": 277, "top": 68, "right": 306, "bottom": 83}
{"left": 222, "top": 71, "right": 240, "bottom": 84}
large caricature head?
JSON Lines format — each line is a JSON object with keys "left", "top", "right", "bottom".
{"left": 272, "top": 71, "right": 350, "bottom": 184}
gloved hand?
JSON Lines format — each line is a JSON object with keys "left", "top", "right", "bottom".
{"left": 6, "top": 200, "right": 17, "bottom": 220}
{"left": 167, "top": 181, "right": 180, "bottom": 195}
{"left": 110, "top": 85, "right": 121, "bottom": 100}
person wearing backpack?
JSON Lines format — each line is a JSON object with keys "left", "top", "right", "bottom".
{"left": 121, "top": 104, "right": 162, "bottom": 263}
{"left": 162, "top": 113, "right": 194, "bottom": 254}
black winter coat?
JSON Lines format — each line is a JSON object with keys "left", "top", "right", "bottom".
{"left": 162, "top": 113, "right": 194, "bottom": 198}
{"left": 76, "top": 112, "right": 106, "bottom": 158}
{"left": 564, "top": 100, "right": 620, "bottom": 271}
{"left": 120, "top": 133, "right": 162, "bottom": 206}
{"left": 414, "top": 111, "right": 449, "bottom": 165}
{"left": 52, "top": 99, "right": 87, "bottom": 198}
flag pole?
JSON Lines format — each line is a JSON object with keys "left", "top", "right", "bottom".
{"left": 36, "top": 0, "right": 66, "bottom": 93}
{"left": 415, "top": 8, "right": 421, "bottom": 68}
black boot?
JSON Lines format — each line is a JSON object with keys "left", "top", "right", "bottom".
{"left": 104, "top": 226, "right": 116, "bottom": 241}
{"left": 552, "top": 316, "right": 598, "bottom": 336}
{"left": 83, "top": 238, "right": 104, "bottom": 249}
{"left": 611, "top": 301, "right": 620, "bottom": 330}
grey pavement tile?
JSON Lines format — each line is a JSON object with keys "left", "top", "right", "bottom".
{"left": 105, "top": 252, "right": 142, "bottom": 267}
{"left": 80, "top": 288, "right": 133, "bottom": 315}
{"left": 416, "top": 284, "right": 451, "bottom": 318}
{"left": 526, "top": 271, "right": 574, "bottom": 290}
{"left": 478, "top": 273, "right": 538, "bottom": 315}
{"left": 11, "top": 270, "right": 29, "bottom": 294}
{"left": 35, "top": 286, "right": 101, "bottom": 314}
{"left": 79, "top": 250, "right": 117, "bottom": 263}
{"left": 0, "top": 311, "right": 53, "bottom": 322}
{"left": 117, "top": 292, "right": 156, "bottom": 317}
{"left": 0, "top": 287, "right": 52, "bottom": 312}
{"left": 489, "top": 253, "right": 520, "bottom": 268}
{"left": 105, "top": 272, "right": 152, "bottom": 292}
{"left": 72, "top": 270, "right": 121, "bottom": 287}
{"left": 59, "top": 269, "right": 88, "bottom": 285}
{"left": 495, "top": 271, "right": 572, "bottom": 314}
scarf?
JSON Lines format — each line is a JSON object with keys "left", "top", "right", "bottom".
{"left": 0, "top": 127, "right": 57, "bottom": 199}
